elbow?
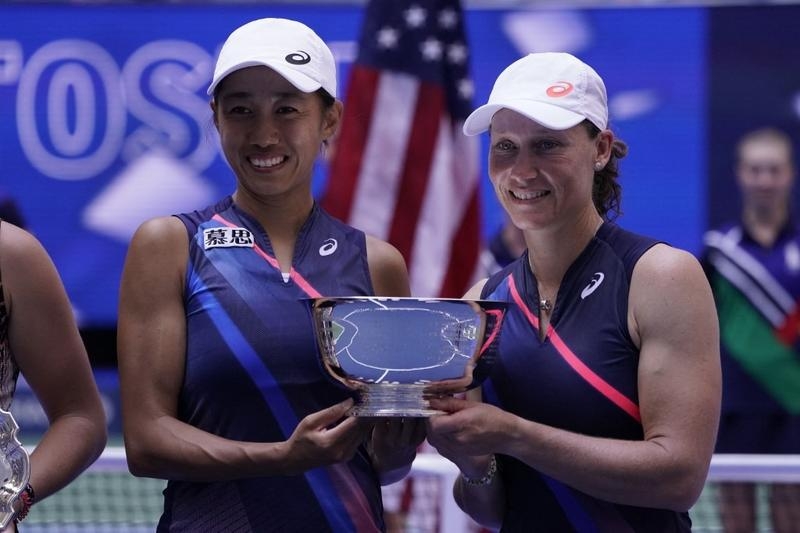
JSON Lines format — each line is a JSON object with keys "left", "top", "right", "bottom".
{"left": 661, "top": 461, "right": 710, "bottom": 512}
{"left": 124, "top": 439, "right": 165, "bottom": 479}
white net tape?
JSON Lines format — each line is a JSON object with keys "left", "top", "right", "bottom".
{"left": 19, "top": 448, "right": 800, "bottom": 532}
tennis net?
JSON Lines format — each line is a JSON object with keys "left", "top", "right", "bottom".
{"left": 20, "top": 449, "right": 800, "bottom": 532}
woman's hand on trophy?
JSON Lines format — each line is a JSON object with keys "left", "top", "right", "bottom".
{"left": 281, "top": 398, "right": 374, "bottom": 474}
{"left": 425, "top": 396, "right": 508, "bottom": 459}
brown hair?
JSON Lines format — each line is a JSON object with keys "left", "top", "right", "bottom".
{"left": 583, "top": 120, "right": 627, "bottom": 220}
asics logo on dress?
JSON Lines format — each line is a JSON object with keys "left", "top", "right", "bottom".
{"left": 319, "top": 238, "right": 338, "bottom": 256}
{"left": 581, "top": 272, "right": 605, "bottom": 299}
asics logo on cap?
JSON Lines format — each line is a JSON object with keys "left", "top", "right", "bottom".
{"left": 319, "top": 238, "right": 338, "bottom": 256}
{"left": 546, "top": 82, "right": 574, "bottom": 98}
{"left": 285, "top": 51, "right": 311, "bottom": 65}
{"left": 581, "top": 272, "right": 605, "bottom": 299}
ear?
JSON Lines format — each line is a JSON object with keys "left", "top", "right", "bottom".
{"left": 322, "top": 100, "right": 343, "bottom": 142}
{"left": 595, "top": 129, "right": 614, "bottom": 167}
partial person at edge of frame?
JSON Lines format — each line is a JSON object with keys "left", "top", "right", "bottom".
{"left": 0, "top": 220, "right": 107, "bottom": 531}
{"left": 117, "top": 17, "right": 425, "bottom": 532}
{"left": 425, "top": 52, "right": 722, "bottom": 532}
{"left": 702, "top": 127, "right": 800, "bottom": 533}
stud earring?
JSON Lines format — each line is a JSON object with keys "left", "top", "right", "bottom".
{"left": 594, "top": 162, "right": 603, "bottom": 171}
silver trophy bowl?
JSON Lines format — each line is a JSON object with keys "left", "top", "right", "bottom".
{"left": 308, "top": 297, "right": 506, "bottom": 417}
{"left": 0, "top": 408, "right": 30, "bottom": 528}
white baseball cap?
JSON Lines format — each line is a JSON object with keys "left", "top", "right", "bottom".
{"left": 463, "top": 52, "right": 608, "bottom": 136}
{"left": 207, "top": 18, "right": 337, "bottom": 98}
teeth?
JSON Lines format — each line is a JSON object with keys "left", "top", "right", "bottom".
{"left": 251, "top": 156, "right": 284, "bottom": 168}
{"left": 511, "top": 190, "right": 548, "bottom": 200}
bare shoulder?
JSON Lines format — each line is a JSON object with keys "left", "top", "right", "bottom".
{"left": 129, "top": 216, "right": 188, "bottom": 250}
{"left": 120, "top": 216, "right": 189, "bottom": 304}
{"left": 0, "top": 222, "right": 47, "bottom": 265}
{"left": 632, "top": 243, "right": 708, "bottom": 293}
{"left": 0, "top": 222, "right": 63, "bottom": 294}
{"left": 463, "top": 278, "right": 488, "bottom": 300}
{"left": 629, "top": 243, "right": 717, "bottom": 345}
{"left": 364, "top": 234, "right": 410, "bottom": 297}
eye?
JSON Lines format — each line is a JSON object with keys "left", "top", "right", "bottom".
{"left": 226, "top": 105, "right": 252, "bottom": 115}
{"left": 535, "top": 139, "right": 560, "bottom": 152}
{"left": 493, "top": 139, "right": 516, "bottom": 152}
{"left": 276, "top": 105, "right": 299, "bottom": 115}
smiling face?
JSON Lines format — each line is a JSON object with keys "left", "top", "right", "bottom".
{"left": 211, "top": 66, "right": 341, "bottom": 205}
{"left": 488, "top": 109, "right": 610, "bottom": 232}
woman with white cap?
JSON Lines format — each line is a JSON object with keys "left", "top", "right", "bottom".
{"left": 425, "top": 52, "right": 721, "bottom": 531}
{"left": 117, "top": 18, "right": 423, "bottom": 531}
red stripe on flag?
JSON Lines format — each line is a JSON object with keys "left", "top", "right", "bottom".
{"left": 438, "top": 184, "right": 482, "bottom": 298}
{"left": 387, "top": 81, "right": 445, "bottom": 263}
{"left": 322, "top": 67, "right": 380, "bottom": 221}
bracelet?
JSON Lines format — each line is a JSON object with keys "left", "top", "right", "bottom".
{"left": 461, "top": 455, "right": 497, "bottom": 486}
{"left": 14, "top": 483, "right": 35, "bottom": 523}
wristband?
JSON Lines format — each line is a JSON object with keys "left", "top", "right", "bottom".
{"left": 14, "top": 483, "right": 35, "bottom": 523}
{"left": 461, "top": 455, "right": 497, "bottom": 486}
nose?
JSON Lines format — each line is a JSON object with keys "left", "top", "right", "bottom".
{"left": 250, "top": 115, "right": 279, "bottom": 147}
{"left": 510, "top": 149, "right": 538, "bottom": 181}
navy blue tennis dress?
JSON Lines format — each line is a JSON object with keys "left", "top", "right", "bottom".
{"left": 159, "top": 196, "right": 383, "bottom": 532}
{"left": 480, "top": 222, "right": 691, "bottom": 532}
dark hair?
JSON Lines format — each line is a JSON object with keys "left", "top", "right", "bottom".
{"left": 582, "top": 120, "right": 627, "bottom": 220}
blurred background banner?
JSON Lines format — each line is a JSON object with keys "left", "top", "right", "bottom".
{"left": 0, "top": 2, "right": 798, "bottom": 344}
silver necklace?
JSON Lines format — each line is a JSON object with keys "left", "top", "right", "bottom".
{"left": 539, "top": 298, "right": 552, "bottom": 312}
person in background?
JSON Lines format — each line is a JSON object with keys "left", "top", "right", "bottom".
{"left": 0, "top": 220, "right": 107, "bottom": 530}
{"left": 480, "top": 217, "right": 526, "bottom": 277}
{"left": 117, "top": 18, "right": 424, "bottom": 531}
{"left": 702, "top": 127, "right": 800, "bottom": 533}
{"left": 425, "top": 52, "right": 721, "bottom": 531}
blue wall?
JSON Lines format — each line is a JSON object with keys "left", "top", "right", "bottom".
{"left": 0, "top": 4, "right": 797, "bottom": 328}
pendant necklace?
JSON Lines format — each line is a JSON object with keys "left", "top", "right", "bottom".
{"left": 539, "top": 298, "right": 552, "bottom": 313}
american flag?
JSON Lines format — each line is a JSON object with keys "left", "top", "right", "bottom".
{"left": 322, "top": 0, "right": 482, "bottom": 298}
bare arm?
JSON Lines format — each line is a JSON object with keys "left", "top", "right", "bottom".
{"left": 365, "top": 235, "right": 410, "bottom": 297}
{"left": 119, "top": 217, "right": 368, "bottom": 482}
{"left": 498, "top": 245, "right": 720, "bottom": 509}
{"left": 2, "top": 223, "right": 107, "bottom": 502}
{"left": 429, "top": 245, "right": 721, "bottom": 524}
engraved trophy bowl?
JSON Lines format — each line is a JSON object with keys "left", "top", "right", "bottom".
{"left": 0, "top": 408, "right": 30, "bottom": 528}
{"left": 308, "top": 297, "right": 507, "bottom": 417}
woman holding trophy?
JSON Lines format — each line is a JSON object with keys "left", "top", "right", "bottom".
{"left": 117, "top": 18, "right": 424, "bottom": 532}
{"left": 425, "top": 52, "right": 721, "bottom": 531}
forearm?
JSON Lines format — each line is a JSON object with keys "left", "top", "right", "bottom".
{"left": 500, "top": 418, "right": 707, "bottom": 511}
{"left": 125, "top": 416, "right": 293, "bottom": 482}
{"left": 28, "top": 414, "right": 106, "bottom": 501}
{"left": 453, "top": 457, "right": 504, "bottom": 529}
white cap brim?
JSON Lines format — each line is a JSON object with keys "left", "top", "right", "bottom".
{"left": 463, "top": 100, "right": 587, "bottom": 136}
{"left": 207, "top": 59, "right": 323, "bottom": 96}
